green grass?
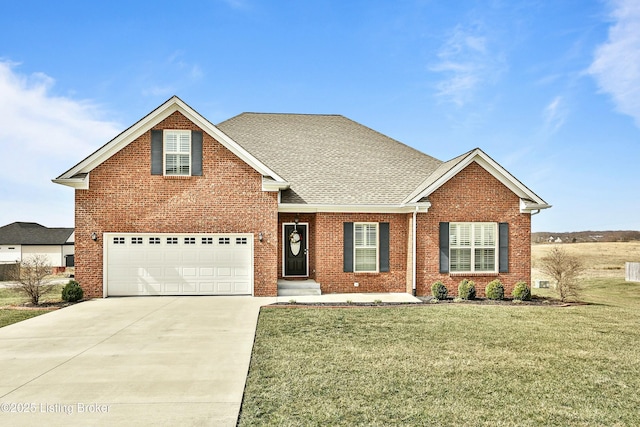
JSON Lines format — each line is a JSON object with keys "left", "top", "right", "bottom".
{"left": 0, "top": 284, "right": 64, "bottom": 328}
{"left": 0, "top": 309, "right": 50, "bottom": 328}
{"left": 239, "top": 279, "right": 640, "bottom": 426}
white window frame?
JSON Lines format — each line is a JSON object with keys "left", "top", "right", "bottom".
{"left": 354, "top": 222, "right": 379, "bottom": 273}
{"left": 164, "top": 130, "right": 191, "bottom": 176}
{"left": 449, "top": 222, "right": 498, "bottom": 273}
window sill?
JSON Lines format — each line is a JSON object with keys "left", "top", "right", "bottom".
{"left": 163, "top": 175, "right": 193, "bottom": 180}
{"left": 449, "top": 272, "right": 499, "bottom": 277}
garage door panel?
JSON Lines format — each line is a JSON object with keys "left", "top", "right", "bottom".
{"left": 199, "top": 267, "right": 214, "bottom": 276}
{"left": 217, "top": 282, "right": 232, "bottom": 293}
{"left": 233, "top": 282, "right": 250, "bottom": 293}
{"left": 106, "top": 233, "right": 253, "bottom": 296}
{"left": 235, "top": 267, "right": 250, "bottom": 277}
{"left": 182, "top": 267, "right": 197, "bottom": 277}
{"left": 200, "top": 282, "right": 214, "bottom": 292}
{"left": 216, "top": 267, "right": 232, "bottom": 277}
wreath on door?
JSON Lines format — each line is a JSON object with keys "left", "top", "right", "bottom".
{"left": 289, "top": 229, "right": 302, "bottom": 256}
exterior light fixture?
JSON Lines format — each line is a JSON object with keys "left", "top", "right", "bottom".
{"left": 258, "top": 232, "right": 264, "bottom": 242}
{"left": 91, "top": 232, "right": 98, "bottom": 241}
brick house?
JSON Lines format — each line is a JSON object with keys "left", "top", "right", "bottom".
{"left": 54, "top": 96, "right": 549, "bottom": 298}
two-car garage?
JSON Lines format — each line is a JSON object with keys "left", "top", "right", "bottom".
{"left": 104, "top": 233, "right": 253, "bottom": 296}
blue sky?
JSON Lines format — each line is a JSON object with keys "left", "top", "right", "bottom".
{"left": 1, "top": 0, "right": 639, "bottom": 232}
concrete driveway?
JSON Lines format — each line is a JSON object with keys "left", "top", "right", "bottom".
{"left": 0, "top": 296, "right": 275, "bottom": 426}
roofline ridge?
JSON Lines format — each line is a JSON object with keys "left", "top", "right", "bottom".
{"left": 338, "top": 115, "right": 443, "bottom": 164}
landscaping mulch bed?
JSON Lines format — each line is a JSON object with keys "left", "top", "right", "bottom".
{"left": 271, "top": 295, "right": 574, "bottom": 308}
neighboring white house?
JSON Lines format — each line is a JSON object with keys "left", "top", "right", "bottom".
{"left": 0, "top": 222, "right": 74, "bottom": 267}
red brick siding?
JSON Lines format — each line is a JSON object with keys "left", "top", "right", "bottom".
{"left": 416, "top": 161, "right": 531, "bottom": 297}
{"left": 278, "top": 213, "right": 409, "bottom": 294}
{"left": 74, "top": 111, "right": 279, "bottom": 298}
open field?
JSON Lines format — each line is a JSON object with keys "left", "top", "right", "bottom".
{"left": 532, "top": 241, "right": 640, "bottom": 280}
{"left": 240, "top": 242, "right": 640, "bottom": 426}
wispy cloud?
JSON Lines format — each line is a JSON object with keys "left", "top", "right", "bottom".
{"left": 588, "top": 0, "right": 640, "bottom": 127}
{"left": 543, "top": 96, "right": 568, "bottom": 134}
{"left": 0, "top": 60, "right": 120, "bottom": 225}
{"left": 141, "top": 52, "right": 204, "bottom": 97}
{"left": 430, "top": 24, "right": 505, "bottom": 107}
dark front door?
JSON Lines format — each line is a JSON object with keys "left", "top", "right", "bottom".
{"left": 284, "top": 224, "right": 307, "bottom": 276}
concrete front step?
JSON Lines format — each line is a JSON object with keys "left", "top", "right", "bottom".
{"left": 278, "top": 288, "right": 322, "bottom": 297}
{"left": 277, "top": 280, "right": 321, "bottom": 296}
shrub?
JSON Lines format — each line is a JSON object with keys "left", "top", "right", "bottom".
{"left": 431, "top": 281, "right": 448, "bottom": 300}
{"left": 485, "top": 279, "right": 505, "bottom": 300}
{"left": 458, "top": 279, "right": 476, "bottom": 300}
{"left": 61, "top": 280, "right": 83, "bottom": 302}
{"left": 538, "top": 246, "right": 584, "bottom": 302}
{"left": 512, "top": 281, "right": 531, "bottom": 301}
{"left": 9, "top": 255, "right": 55, "bottom": 305}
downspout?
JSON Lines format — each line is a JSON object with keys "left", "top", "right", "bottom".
{"left": 530, "top": 209, "right": 541, "bottom": 216}
{"left": 412, "top": 206, "right": 418, "bottom": 296}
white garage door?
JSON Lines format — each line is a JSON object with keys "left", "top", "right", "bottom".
{"left": 105, "top": 233, "right": 253, "bottom": 296}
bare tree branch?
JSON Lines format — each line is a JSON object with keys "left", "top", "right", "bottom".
{"left": 538, "top": 246, "right": 584, "bottom": 302}
{"left": 9, "top": 255, "right": 55, "bottom": 305}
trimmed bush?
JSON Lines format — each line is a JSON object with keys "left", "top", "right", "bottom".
{"left": 61, "top": 280, "right": 83, "bottom": 302}
{"left": 512, "top": 281, "right": 532, "bottom": 301}
{"left": 458, "top": 279, "right": 476, "bottom": 300}
{"left": 486, "top": 279, "right": 505, "bottom": 300}
{"left": 431, "top": 281, "right": 448, "bottom": 300}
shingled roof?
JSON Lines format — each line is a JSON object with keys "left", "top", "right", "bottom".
{"left": 217, "top": 113, "right": 443, "bottom": 205}
{"left": 0, "top": 222, "right": 74, "bottom": 245}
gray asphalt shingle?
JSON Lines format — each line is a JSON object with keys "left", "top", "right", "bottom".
{"left": 0, "top": 222, "right": 74, "bottom": 245}
{"left": 217, "top": 113, "right": 443, "bottom": 205}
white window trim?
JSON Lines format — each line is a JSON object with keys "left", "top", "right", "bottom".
{"left": 354, "top": 222, "right": 379, "bottom": 273}
{"left": 449, "top": 222, "right": 498, "bottom": 274}
{"left": 163, "top": 130, "right": 191, "bottom": 176}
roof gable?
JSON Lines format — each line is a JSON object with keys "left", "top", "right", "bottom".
{"left": 53, "top": 96, "right": 287, "bottom": 189}
{"left": 0, "top": 222, "right": 74, "bottom": 245}
{"left": 404, "top": 148, "right": 550, "bottom": 212}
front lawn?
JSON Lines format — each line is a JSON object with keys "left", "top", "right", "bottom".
{"left": 0, "top": 284, "right": 65, "bottom": 328}
{"left": 239, "top": 279, "right": 640, "bottom": 426}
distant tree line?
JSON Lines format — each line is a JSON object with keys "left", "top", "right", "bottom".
{"left": 532, "top": 230, "right": 640, "bottom": 244}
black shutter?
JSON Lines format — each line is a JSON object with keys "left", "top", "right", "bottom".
{"left": 191, "top": 131, "right": 203, "bottom": 176}
{"left": 343, "top": 222, "right": 354, "bottom": 272}
{"left": 379, "top": 222, "right": 390, "bottom": 272}
{"left": 499, "top": 223, "right": 509, "bottom": 273}
{"left": 439, "top": 222, "right": 449, "bottom": 273}
{"left": 151, "top": 130, "right": 163, "bottom": 175}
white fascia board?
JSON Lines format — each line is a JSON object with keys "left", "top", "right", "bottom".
{"left": 408, "top": 149, "right": 550, "bottom": 207}
{"left": 262, "top": 177, "right": 290, "bottom": 192}
{"left": 51, "top": 174, "right": 89, "bottom": 189}
{"left": 54, "top": 96, "right": 287, "bottom": 186}
{"left": 520, "top": 199, "right": 552, "bottom": 213}
{"left": 278, "top": 202, "right": 431, "bottom": 214}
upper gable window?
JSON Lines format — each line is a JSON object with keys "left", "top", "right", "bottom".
{"left": 164, "top": 130, "right": 191, "bottom": 176}
{"left": 151, "top": 129, "right": 202, "bottom": 177}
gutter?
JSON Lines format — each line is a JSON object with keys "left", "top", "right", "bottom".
{"left": 412, "top": 206, "right": 418, "bottom": 296}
